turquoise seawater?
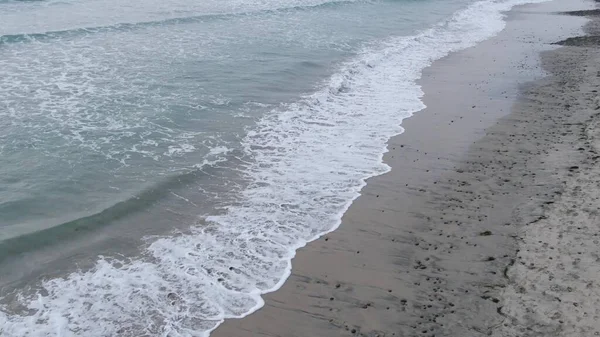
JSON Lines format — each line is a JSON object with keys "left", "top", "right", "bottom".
{"left": 0, "top": 0, "right": 465, "bottom": 240}
{"left": 0, "top": 0, "right": 543, "bottom": 335}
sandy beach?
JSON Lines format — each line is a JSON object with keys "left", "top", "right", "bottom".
{"left": 213, "top": 0, "right": 600, "bottom": 336}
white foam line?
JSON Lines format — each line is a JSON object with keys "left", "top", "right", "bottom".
{"left": 0, "top": 0, "right": 548, "bottom": 336}
{"left": 170, "top": 192, "right": 199, "bottom": 207}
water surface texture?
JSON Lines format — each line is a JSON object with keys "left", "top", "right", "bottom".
{"left": 0, "top": 0, "right": 543, "bottom": 335}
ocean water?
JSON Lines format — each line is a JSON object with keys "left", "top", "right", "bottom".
{"left": 0, "top": 0, "right": 544, "bottom": 335}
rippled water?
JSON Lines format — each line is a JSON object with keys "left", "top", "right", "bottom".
{"left": 0, "top": 0, "right": 544, "bottom": 335}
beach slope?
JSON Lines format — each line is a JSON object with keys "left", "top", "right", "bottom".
{"left": 214, "top": 1, "right": 600, "bottom": 336}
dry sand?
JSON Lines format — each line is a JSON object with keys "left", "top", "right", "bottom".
{"left": 213, "top": 1, "right": 600, "bottom": 336}
{"left": 494, "top": 10, "right": 600, "bottom": 337}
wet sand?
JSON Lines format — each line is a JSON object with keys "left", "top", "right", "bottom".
{"left": 213, "top": 1, "right": 600, "bottom": 336}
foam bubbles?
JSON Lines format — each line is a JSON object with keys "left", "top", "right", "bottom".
{"left": 0, "top": 0, "right": 547, "bottom": 336}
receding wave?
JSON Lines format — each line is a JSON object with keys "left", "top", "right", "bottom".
{"left": 0, "top": 0, "right": 547, "bottom": 336}
{"left": 0, "top": 152, "right": 237, "bottom": 265}
{"left": 0, "top": 0, "right": 357, "bottom": 46}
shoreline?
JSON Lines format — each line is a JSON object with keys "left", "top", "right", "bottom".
{"left": 213, "top": 1, "right": 597, "bottom": 336}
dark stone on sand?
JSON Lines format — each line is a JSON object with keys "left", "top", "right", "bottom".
{"left": 554, "top": 36, "right": 600, "bottom": 47}
{"left": 561, "top": 9, "right": 600, "bottom": 17}
{"left": 485, "top": 256, "right": 496, "bottom": 262}
{"left": 479, "top": 230, "right": 493, "bottom": 236}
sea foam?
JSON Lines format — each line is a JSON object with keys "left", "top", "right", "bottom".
{"left": 0, "top": 0, "right": 546, "bottom": 335}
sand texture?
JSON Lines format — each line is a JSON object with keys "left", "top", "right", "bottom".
{"left": 494, "top": 14, "right": 600, "bottom": 337}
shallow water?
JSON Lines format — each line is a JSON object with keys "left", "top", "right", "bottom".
{"left": 0, "top": 0, "right": 545, "bottom": 335}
